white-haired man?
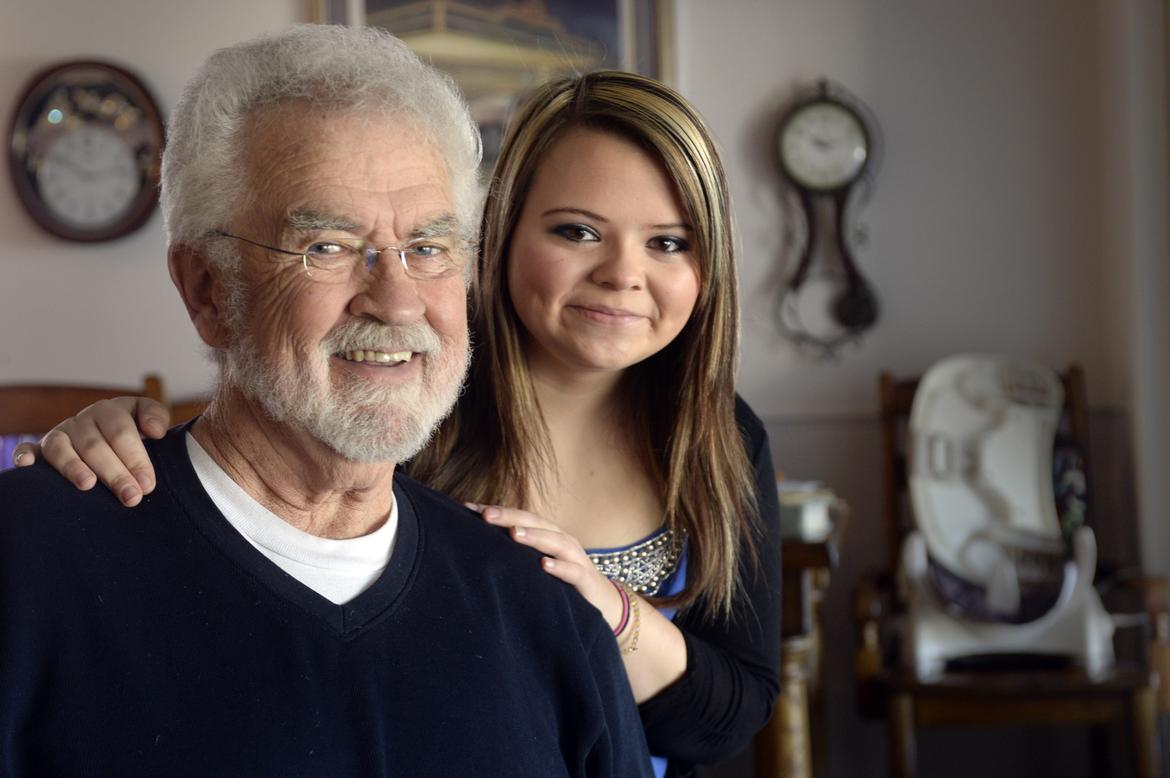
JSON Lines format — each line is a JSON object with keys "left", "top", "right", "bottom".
{"left": 0, "top": 26, "right": 650, "bottom": 777}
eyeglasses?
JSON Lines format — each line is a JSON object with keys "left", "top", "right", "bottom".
{"left": 213, "top": 231, "right": 466, "bottom": 282}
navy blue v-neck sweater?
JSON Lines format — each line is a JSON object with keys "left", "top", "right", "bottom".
{"left": 0, "top": 428, "right": 651, "bottom": 777}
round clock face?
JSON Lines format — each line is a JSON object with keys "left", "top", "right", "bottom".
{"left": 778, "top": 100, "right": 869, "bottom": 192}
{"left": 8, "top": 61, "right": 164, "bottom": 242}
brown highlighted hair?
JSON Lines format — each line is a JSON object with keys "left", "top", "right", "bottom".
{"left": 410, "top": 71, "right": 757, "bottom": 620}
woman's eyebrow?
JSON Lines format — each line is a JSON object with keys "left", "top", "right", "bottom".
{"left": 540, "top": 207, "right": 693, "bottom": 232}
{"left": 541, "top": 207, "right": 608, "bottom": 222}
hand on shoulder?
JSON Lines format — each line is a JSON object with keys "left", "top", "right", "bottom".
{"left": 467, "top": 503, "right": 629, "bottom": 634}
{"left": 12, "top": 396, "right": 169, "bottom": 507}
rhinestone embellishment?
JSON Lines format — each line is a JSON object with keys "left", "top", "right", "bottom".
{"left": 588, "top": 527, "right": 682, "bottom": 597}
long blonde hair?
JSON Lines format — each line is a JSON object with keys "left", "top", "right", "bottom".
{"left": 410, "top": 71, "right": 757, "bottom": 619}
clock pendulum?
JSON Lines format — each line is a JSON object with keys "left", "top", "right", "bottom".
{"left": 775, "top": 79, "right": 879, "bottom": 357}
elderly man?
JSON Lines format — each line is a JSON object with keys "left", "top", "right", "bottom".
{"left": 0, "top": 25, "right": 650, "bottom": 776}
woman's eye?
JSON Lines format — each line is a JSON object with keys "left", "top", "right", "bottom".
{"left": 552, "top": 224, "right": 600, "bottom": 243}
{"left": 649, "top": 235, "right": 691, "bottom": 254}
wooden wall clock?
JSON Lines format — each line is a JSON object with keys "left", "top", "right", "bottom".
{"left": 8, "top": 60, "right": 165, "bottom": 242}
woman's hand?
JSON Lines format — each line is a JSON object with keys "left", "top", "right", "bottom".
{"left": 12, "top": 396, "right": 170, "bottom": 507}
{"left": 469, "top": 504, "right": 628, "bottom": 632}
{"left": 467, "top": 503, "right": 688, "bottom": 701}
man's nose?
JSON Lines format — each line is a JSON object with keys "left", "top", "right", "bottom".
{"left": 348, "top": 259, "right": 427, "bottom": 324}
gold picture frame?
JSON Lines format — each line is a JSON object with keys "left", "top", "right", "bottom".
{"left": 309, "top": 0, "right": 674, "bottom": 163}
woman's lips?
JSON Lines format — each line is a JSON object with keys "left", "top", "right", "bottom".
{"left": 568, "top": 304, "right": 645, "bottom": 325}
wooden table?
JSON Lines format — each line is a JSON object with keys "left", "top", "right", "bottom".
{"left": 753, "top": 526, "right": 842, "bottom": 778}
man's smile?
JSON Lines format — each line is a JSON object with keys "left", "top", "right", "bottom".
{"left": 335, "top": 349, "right": 415, "bottom": 364}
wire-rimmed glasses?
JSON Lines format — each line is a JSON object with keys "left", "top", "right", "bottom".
{"left": 213, "top": 230, "right": 466, "bottom": 282}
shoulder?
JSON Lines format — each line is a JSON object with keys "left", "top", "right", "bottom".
{"left": 393, "top": 472, "right": 518, "bottom": 556}
{"left": 393, "top": 476, "right": 592, "bottom": 589}
{"left": 393, "top": 473, "right": 611, "bottom": 640}
{"left": 0, "top": 461, "right": 132, "bottom": 564}
{"left": 395, "top": 473, "right": 563, "bottom": 577}
{"left": 734, "top": 394, "right": 781, "bottom": 546}
{"left": 0, "top": 428, "right": 190, "bottom": 547}
{"left": 734, "top": 393, "right": 764, "bottom": 426}
{"left": 0, "top": 461, "right": 122, "bottom": 518}
{"left": 734, "top": 394, "right": 770, "bottom": 457}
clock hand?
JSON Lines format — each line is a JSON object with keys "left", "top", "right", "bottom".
{"left": 45, "top": 154, "right": 94, "bottom": 180}
{"left": 86, "top": 164, "right": 137, "bottom": 178}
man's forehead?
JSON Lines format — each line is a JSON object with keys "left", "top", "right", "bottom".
{"left": 240, "top": 104, "right": 455, "bottom": 238}
{"left": 244, "top": 100, "right": 439, "bottom": 166}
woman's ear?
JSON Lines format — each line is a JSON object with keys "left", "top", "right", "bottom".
{"left": 168, "top": 244, "right": 231, "bottom": 349}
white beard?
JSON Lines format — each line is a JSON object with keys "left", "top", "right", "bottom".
{"left": 223, "top": 313, "right": 469, "bottom": 465}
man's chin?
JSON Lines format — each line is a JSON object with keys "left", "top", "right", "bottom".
{"left": 307, "top": 404, "right": 447, "bottom": 465}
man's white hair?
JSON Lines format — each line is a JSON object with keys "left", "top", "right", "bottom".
{"left": 161, "top": 24, "right": 482, "bottom": 255}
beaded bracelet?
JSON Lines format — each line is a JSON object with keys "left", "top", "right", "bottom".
{"left": 609, "top": 577, "right": 630, "bottom": 637}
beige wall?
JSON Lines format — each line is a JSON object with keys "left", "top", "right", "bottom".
{"left": 673, "top": 0, "right": 1170, "bottom": 573}
{"left": 0, "top": 0, "right": 298, "bottom": 400}
{"left": 1098, "top": 0, "right": 1170, "bottom": 580}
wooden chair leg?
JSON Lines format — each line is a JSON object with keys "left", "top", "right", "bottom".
{"left": 887, "top": 693, "right": 916, "bottom": 778}
{"left": 753, "top": 636, "right": 812, "bottom": 778}
{"left": 1130, "top": 687, "right": 1159, "bottom": 778}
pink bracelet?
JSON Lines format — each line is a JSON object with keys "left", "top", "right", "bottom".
{"left": 609, "top": 578, "right": 630, "bottom": 637}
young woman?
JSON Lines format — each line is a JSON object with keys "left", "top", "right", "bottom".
{"left": 18, "top": 71, "right": 782, "bottom": 778}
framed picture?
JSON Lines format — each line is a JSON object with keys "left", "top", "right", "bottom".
{"left": 309, "top": 0, "right": 674, "bottom": 163}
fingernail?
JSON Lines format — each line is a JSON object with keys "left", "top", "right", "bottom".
{"left": 514, "top": 526, "right": 527, "bottom": 538}
{"left": 483, "top": 507, "right": 500, "bottom": 521}
{"left": 542, "top": 558, "right": 556, "bottom": 570}
{"left": 120, "top": 487, "right": 141, "bottom": 506}
{"left": 12, "top": 451, "right": 27, "bottom": 466}
{"left": 463, "top": 501, "right": 481, "bottom": 512}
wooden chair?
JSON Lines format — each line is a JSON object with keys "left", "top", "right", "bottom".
{"left": 855, "top": 364, "right": 1164, "bottom": 778}
{"left": 0, "top": 374, "right": 166, "bottom": 442}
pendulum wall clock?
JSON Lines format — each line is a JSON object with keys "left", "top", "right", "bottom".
{"left": 775, "top": 79, "right": 880, "bottom": 357}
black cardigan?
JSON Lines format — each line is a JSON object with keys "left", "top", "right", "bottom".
{"left": 639, "top": 397, "right": 784, "bottom": 776}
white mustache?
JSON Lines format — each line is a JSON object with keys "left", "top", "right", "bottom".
{"left": 322, "top": 320, "right": 442, "bottom": 356}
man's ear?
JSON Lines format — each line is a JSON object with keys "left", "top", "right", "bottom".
{"left": 168, "top": 244, "right": 231, "bottom": 349}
